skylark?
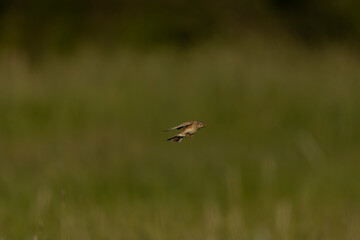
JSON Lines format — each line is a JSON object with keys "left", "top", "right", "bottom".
{"left": 164, "top": 121, "right": 205, "bottom": 142}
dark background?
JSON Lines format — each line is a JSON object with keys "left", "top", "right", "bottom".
{"left": 1, "top": 0, "right": 360, "bottom": 51}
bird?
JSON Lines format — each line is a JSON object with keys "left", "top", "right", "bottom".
{"left": 164, "top": 121, "right": 205, "bottom": 142}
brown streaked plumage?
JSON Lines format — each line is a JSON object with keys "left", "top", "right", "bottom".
{"left": 164, "top": 121, "right": 205, "bottom": 142}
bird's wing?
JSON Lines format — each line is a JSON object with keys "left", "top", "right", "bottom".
{"left": 163, "top": 121, "right": 193, "bottom": 131}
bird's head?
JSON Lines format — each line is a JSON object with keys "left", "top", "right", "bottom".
{"left": 197, "top": 121, "right": 205, "bottom": 129}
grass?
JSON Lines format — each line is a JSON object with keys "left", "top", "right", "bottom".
{"left": 0, "top": 38, "right": 360, "bottom": 239}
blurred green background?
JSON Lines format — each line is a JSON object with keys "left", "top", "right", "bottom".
{"left": 1, "top": 1, "right": 360, "bottom": 239}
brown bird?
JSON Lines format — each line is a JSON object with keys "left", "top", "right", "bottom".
{"left": 164, "top": 121, "right": 205, "bottom": 142}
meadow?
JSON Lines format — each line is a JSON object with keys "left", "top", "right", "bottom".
{"left": 0, "top": 38, "right": 359, "bottom": 239}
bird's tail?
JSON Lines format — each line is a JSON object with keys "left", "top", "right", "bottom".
{"left": 167, "top": 135, "right": 184, "bottom": 142}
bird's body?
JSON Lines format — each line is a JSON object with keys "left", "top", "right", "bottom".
{"left": 164, "top": 121, "right": 205, "bottom": 142}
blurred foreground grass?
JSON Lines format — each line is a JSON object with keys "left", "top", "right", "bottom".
{"left": 0, "top": 39, "right": 360, "bottom": 239}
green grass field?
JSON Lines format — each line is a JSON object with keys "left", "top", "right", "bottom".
{"left": 1, "top": 39, "right": 360, "bottom": 239}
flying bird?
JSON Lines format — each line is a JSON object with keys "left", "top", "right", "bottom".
{"left": 164, "top": 121, "right": 205, "bottom": 142}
